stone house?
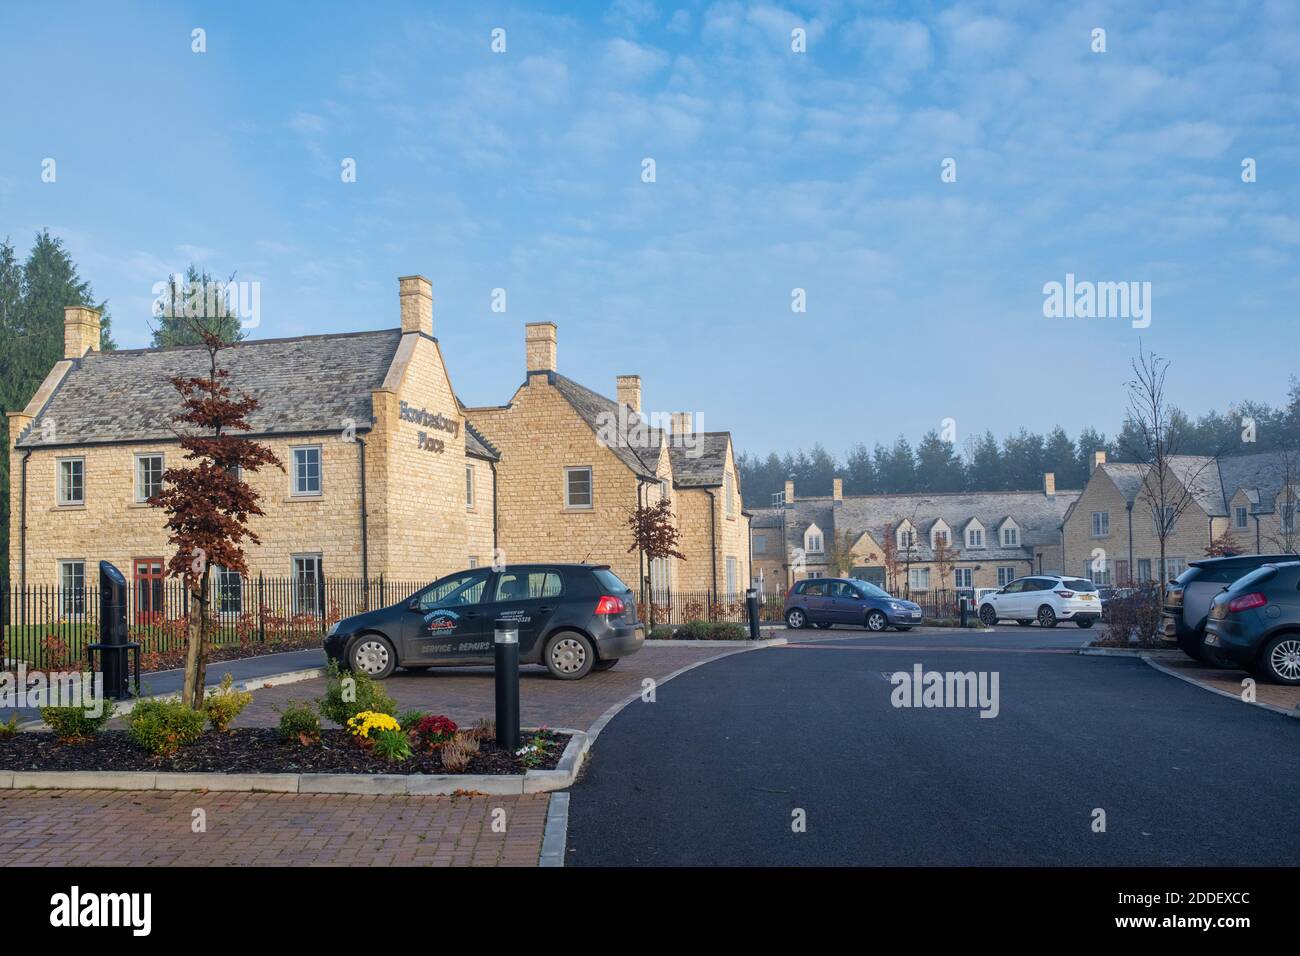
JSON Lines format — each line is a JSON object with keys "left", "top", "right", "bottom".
{"left": 751, "top": 474, "right": 1079, "bottom": 595}
{"left": 463, "top": 323, "right": 750, "bottom": 600}
{"left": 1061, "top": 449, "right": 1300, "bottom": 584}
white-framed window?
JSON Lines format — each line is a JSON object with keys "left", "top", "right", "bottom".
{"left": 954, "top": 568, "right": 973, "bottom": 589}
{"left": 1085, "top": 560, "right": 1112, "bottom": 586}
{"left": 805, "top": 524, "right": 824, "bottom": 554}
{"left": 1091, "top": 511, "right": 1110, "bottom": 537}
{"left": 468, "top": 556, "right": 480, "bottom": 568}
{"left": 725, "top": 555, "right": 738, "bottom": 598}
{"left": 659, "top": 479, "right": 669, "bottom": 502}
{"left": 808, "top": 571, "right": 825, "bottom": 579}
{"left": 57, "top": 457, "right": 85, "bottom": 506}
{"left": 292, "top": 554, "right": 322, "bottom": 615}
{"left": 932, "top": 529, "right": 949, "bottom": 547}
{"left": 1283, "top": 503, "right": 1296, "bottom": 534}
{"left": 291, "top": 445, "right": 322, "bottom": 496}
{"left": 1164, "top": 556, "right": 1187, "bottom": 581}
{"left": 1002, "top": 526, "right": 1019, "bottom": 547}
{"left": 1233, "top": 506, "right": 1248, "bottom": 530}
{"left": 724, "top": 470, "right": 735, "bottom": 517}
{"left": 135, "top": 453, "right": 164, "bottom": 503}
{"left": 1153, "top": 505, "right": 1176, "bottom": 535}
{"left": 565, "top": 466, "right": 593, "bottom": 509}
{"left": 966, "top": 527, "right": 984, "bottom": 548}
{"left": 649, "top": 555, "right": 670, "bottom": 595}
{"left": 465, "top": 464, "right": 475, "bottom": 509}
{"left": 909, "top": 567, "right": 930, "bottom": 591}
{"left": 1137, "top": 559, "right": 1152, "bottom": 582}
{"left": 753, "top": 534, "right": 767, "bottom": 554}
{"left": 215, "top": 566, "right": 242, "bottom": 615}
{"left": 997, "top": 566, "right": 1016, "bottom": 587}
{"left": 58, "top": 560, "right": 86, "bottom": 617}
{"left": 898, "top": 527, "right": 915, "bottom": 549}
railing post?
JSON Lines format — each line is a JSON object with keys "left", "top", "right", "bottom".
{"left": 258, "top": 573, "right": 265, "bottom": 643}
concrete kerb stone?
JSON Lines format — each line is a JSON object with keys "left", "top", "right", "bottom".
{"left": 1139, "top": 653, "right": 1300, "bottom": 720}
{"left": 539, "top": 791, "right": 570, "bottom": 867}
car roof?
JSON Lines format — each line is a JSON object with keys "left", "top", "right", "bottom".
{"left": 1190, "top": 554, "right": 1296, "bottom": 568}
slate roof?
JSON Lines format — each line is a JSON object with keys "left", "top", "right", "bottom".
{"left": 1097, "top": 453, "right": 1294, "bottom": 517}
{"left": 548, "top": 372, "right": 737, "bottom": 487}
{"left": 16, "top": 329, "right": 404, "bottom": 448}
{"left": 782, "top": 488, "right": 1079, "bottom": 564}
{"left": 465, "top": 421, "right": 500, "bottom": 461}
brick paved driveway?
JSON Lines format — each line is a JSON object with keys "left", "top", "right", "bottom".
{"left": 8, "top": 642, "right": 762, "bottom": 868}
{"left": 1150, "top": 653, "right": 1300, "bottom": 713}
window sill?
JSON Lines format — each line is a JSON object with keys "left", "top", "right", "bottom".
{"left": 53, "top": 504, "right": 85, "bottom": 511}
{"left": 563, "top": 505, "right": 594, "bottom": 512}
{"left": 286, "top": 494, "right": 323, "bottom": 502}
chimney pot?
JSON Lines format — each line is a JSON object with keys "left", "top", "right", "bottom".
{"left": 616, "top": 375, "right": 642, "bottom": 417}
{"left": 525, "top": 322, "right": 557, "bottom": 373}
{"left": 398, "top": 275, "right": 433, "bottom": 336}
{"left": 63, "top": 305, "right": 102, "bottom": 360}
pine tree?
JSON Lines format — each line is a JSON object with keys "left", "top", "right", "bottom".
{"left": 150, "top": 265, "right": 247, "bottom": 347}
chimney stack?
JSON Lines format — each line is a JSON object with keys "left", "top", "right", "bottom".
{"left": 1043, "top": 472, "right": 1056, "bottom": 496}
{"left": 64, "top": 306, "right": 102, "bottom": 360}
{"left": 784, "top": 479, "right": 795, "bottom": 505}
{"left": 525, "top": 322, "right": 557, "bottom": 373}
{"left": 616, "top": 375, "right": 642, "bottom": 417}
{"left": 398, "top": 276, "right": 433, "bottom": 336}
{"left": 1091, "top": 450, "right": 1107, "bottom": 474}
{"left": 832, "top": 477, "right": 843, "bottom": 503}
{"left": 671, "top": 411, "right": 693, "bottom": 436}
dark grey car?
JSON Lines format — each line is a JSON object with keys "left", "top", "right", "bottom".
{"left": 1203, "top": 561, "right": 1300, "bottom": 684}
{"left": 1162, "top": 554, "right": 1295, "bottom": 662}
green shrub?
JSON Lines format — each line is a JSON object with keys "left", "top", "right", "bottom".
{"left": 40, "top": 702, "right": 115, "bottom": 742}
{"left": 275, "top": 700, "right": 321, "bottom": 745}
{"left": 318, "top": 661, "right": 397, "bottom": 726}
{"left": 678, "top": 621, "right": 747, "bottom": 641}
{"left": 397, "top": 709, "right": 426, "bottom": 731}
{"left": 205, "top": 673, "right": 253, "bottom": 732}
{"left": 0, "top": 713, "right": 19, "bottom": 740}
{"left": 371, "top": 727, "right": 414, "bottom": 762}
{"left": 127, "top": 697, "right": 206, "bottom": 756}
{"left": 648, "top": 625, "right": 675, "bottom": 640}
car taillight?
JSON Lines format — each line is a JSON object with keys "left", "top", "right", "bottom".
{"left": 1227, "top": 592, "right": 1268, "bottom": 613}
{"left": 1166, "top": 586, "right": 1184, "bottom": 607}
{"left": 1054, "top": 590, "right": 1074, "bottom": 598}
{"left": 594, "top": 595, "right": 625, "bottom": 615}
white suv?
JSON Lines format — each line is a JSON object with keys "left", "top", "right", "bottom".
{"left": 977, "top": 575, "right": 1102, "bottom": 628}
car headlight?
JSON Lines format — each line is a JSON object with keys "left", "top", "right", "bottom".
{"left": 889, "top": 602, "right": 904, "bottom": 611}
{"left": 326, "top": 621, "right": 340, "bottom": 638}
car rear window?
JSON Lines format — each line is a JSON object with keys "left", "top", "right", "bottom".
{"left": 1229, "top": 566, "right": 1278, "bottom": 592}
{"left": 1062, "top": 579, "right": 1097, "bottom": 592}
{"left": 592, "top": 568, "right": 632, "bottom": 594}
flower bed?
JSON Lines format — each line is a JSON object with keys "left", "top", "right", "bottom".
{"left": 0, "top": 727, "right": 570, "bottom": 776}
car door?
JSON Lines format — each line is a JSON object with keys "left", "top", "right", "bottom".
{"left": 993, "top": 579, "right": 1027, "bottom": 617}
{"left": 401, "top": 568, "right": 492, "bottom": 663}
{"left": 476, "top": 567, "right": 565, "bottom": 661}
{"left": 801, "top": 581, "right": 830, "bottom": 621}
{"left": 829, "top": 581, "right": 864, "bottom": 623}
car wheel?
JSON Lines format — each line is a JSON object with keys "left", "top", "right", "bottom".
{"left": 544, "top": 631, "right": 594, "bottom": 680}
{"left": 866, "top": 610, "right": 888, "bottom": 632}
{"left": 1037, "top": 605, "right": 1058, "bottom": 628}
{"left": 1259, "top": 634, "right": 1300, "bottom": 685}
{"left": 1016, "top": 619, "right": 1032, "bottom": 627}
{"left": 786, "top": 608, "right": 807, "bottom": 629}
{"left": 350, "top": 635, "right": 397, "bottom": 680}
{"left": 815, "top": 622, "right": 833, "bottom": 629}
{"left": 1075, "top": 618, "right": 1095, "bottom": 629}
{"left": 592, "top": 659, "right": 618, "bottom": 672}
{"left": 979, "top": 605, "right": 998, "bottom": 626}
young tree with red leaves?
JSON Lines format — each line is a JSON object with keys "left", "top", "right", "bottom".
{"left": 148, "top": 318, "right": 281, "bottom": 708}
{"left": 627, "top": 497, "right": 687, "bottom": 627}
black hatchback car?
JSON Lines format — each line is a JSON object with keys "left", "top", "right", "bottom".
{"left": 1204, "top": 561, "right": 1300, "bottom": 685}
{"left": 1161, "top": 553, "right": 1296, "bottom": 662}
{"left": 324, "top": 564, "right": 644, "bottom": 681}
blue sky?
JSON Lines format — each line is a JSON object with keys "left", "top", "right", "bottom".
{"left": 2, "top": 0, "right": 1298, "bottom": 458}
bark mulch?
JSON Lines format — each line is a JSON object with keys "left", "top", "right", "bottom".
{"left": 0, "top": 728, "right": 569, "bottom": 776}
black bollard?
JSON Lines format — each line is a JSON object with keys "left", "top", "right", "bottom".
{"left": 745, "top": 588, "right": 761, "bottom": 640}
{"left": 959, "top": 596, "right": 969, "bottom": 628}
{"left": 87, "top": 561, "right": 140, "bottom": 699}
{"left": 494, "top": 618, "right": 520, "bottom": 752}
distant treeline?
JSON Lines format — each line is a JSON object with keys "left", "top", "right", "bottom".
{"left": 738, "top": 387, "right": 1300, "bottom": 507}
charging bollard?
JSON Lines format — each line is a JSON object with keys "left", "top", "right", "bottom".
{"left": 494, "top": 618, "right": 520, "bottom": 752}
{"left": 959, "top": 596, "right": 969, "bottom": 628}
{"left": 746, "top": 588, "right": 761, "bottom": 640}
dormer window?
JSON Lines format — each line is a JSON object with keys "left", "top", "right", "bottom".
{"left": 967, "top": 527, "right": 984, "bottom": 548}
{"left": 897, "top": 524, "right": 915, "bottom": 549}
{"left": 1002, "top": 527, "right": 1019, "bottom": 547}
{"left": 804, "top": 523, "right": 824, "bottom": 554}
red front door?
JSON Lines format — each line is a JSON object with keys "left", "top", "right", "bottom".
{"left": 134, "top": 558, "right": 166, "bottom": 624}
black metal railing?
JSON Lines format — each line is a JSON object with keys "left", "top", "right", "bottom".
{"left": 1, "top": 574, "right": 429, "bottom": 671}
